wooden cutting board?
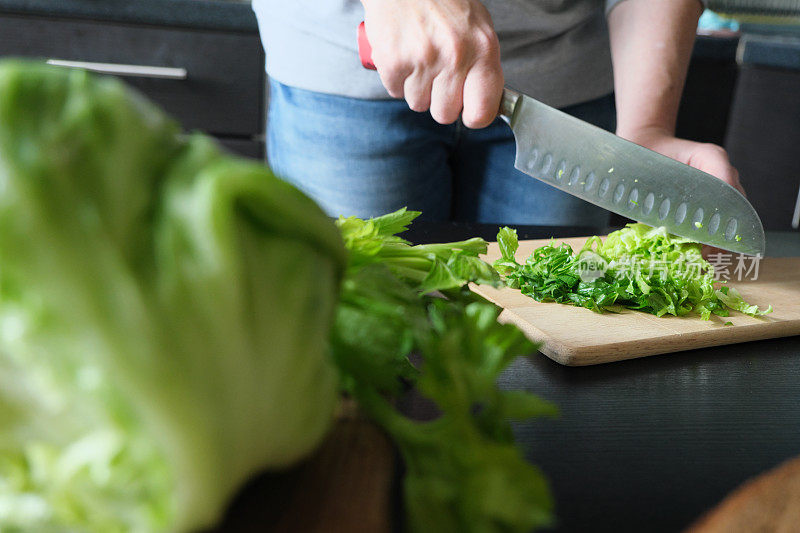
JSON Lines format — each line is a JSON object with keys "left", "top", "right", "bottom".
{"left": 471, "top": 236, "right": 800, "bottom": 366}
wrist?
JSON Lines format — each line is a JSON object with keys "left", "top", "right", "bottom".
{"left": 615, "top": 124, "right": 674, "bottom": 144}
{"left": 616, "top": 126, "right": 693, "bottom": 164}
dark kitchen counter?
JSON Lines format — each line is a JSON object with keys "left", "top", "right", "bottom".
{"left": 0, "top": 0, "right": 257, "bottom": 32}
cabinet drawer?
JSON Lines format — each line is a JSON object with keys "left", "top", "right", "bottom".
{"left": 0, "top": 14, "right": 265, "bottom": 136}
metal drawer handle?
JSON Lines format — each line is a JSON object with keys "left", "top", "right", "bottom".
{"left": 46, "top": 59, "right": 187, "bottom": 80}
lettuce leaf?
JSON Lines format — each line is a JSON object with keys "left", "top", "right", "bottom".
{"left": 0, "top": 61, "right": 346, "bottom": 532}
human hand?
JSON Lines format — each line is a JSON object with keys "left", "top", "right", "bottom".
{"left": 620, "top": 127, "right": 746, "bottom": 257}
{"left": 361, "top": 0, "right": 503, "bottom": 128}
{"left": 619, "top": 126, "right": 745, "bottom": 196}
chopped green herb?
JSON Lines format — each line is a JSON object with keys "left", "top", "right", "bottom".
{"left": 724, "top": 321, "right": 734, "bottom": 326}
{"left": 495, "top": 223, "right": 772, "bottom": 320}
{"left": 735, "top": 234, "right": 742, "bottom": 242}
{"left": 694, "top": 221, "right": 703, "bottom": 229}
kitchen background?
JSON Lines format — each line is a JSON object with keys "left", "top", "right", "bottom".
{"left": 0, "top": 0, "right": 797, "bottom": 230}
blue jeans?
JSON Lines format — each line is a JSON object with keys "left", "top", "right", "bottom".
{"left": 267, "top": 79, "right": 615, "bottom": 226}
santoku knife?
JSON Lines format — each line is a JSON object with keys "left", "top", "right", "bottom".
{"left": 357, "top": 22, "right": 765, "bottom": 255}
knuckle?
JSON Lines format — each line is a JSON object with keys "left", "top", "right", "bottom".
{"left": 702, "top": 143, "right": 728, "bottom": 159}
{"left": 377, "top": 71, "right": 408, "bottom": 99}
{"left": 378, "top": 59, "right": 404, "bottom": 77}
{"left": 374, "top": 51, "right": 408, "bottom": 77}
{"left": 473, "top": 30, "right": 499, "bottom": 57}
{"left": 417, "top": 43, "right": 437, "bottom": 66}
{"left": 462, "top": 108, "right": 492, "bottom": 129}
{"left": 406, "top": 96, "right": 429, "bottom": 113}
{"left": 431, "top": 105, "right": 459, "bottom": 125}
{"left": 461, "top": 116, "right": 479, "bottom": 129}
{"left": 440, "top": 31, "right": 467, "bottom": 67}
{"left": 381, "top": 77, "right": 404, "bottom": 98}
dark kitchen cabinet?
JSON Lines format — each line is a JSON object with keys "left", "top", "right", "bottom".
{"left": 677, "top": 32, "right": 800, "bottom": 233}
{"left": 725, "top": 35, "right": 800, "bottom": 231}
{"left": 677, "top": 35, "right": 741, "bottom": 147}
{"left": 0, "top": 2, "right": 265, "bottom": 159}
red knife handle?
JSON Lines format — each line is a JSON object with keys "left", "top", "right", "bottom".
{"left": 358, "top": 21, "right": 377, "bottom": 70}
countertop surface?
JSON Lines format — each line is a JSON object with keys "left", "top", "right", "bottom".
{"left": 399, "top": 223, "right": 800, "bottom": 533}
{"left": 0, "top": 0, "right": 258, "bottom": 32}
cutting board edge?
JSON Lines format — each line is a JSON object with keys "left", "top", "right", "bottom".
{"left": 496, "top": 309, "right": 576, "bottom": 365}
{"left": 500, "top": 311, "right": 800, "bottom": 366}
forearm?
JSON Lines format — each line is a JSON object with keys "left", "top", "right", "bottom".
{"left": 607, "top": 0, "right": 744, "bottom": 195}
{"left": 608, "top": 0, "right": 703, "bottom": 140}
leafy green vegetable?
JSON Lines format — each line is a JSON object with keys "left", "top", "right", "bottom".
{"left": 337, "top": 208, "right": 501, "bottom": 292}
{"left": 495, "top": 223, "right": 771, "bottom": 320}
{"left": 0, "top": 61, "right": 346, "bottom": 531}
{"left": 332, "top": 210, "right": 557, "bottom": 532}
{"left": 715, "top": 285, "right": 767, "bottom": 316}
{"left": 0, "top": 61, "right": 557, "bottom": 533}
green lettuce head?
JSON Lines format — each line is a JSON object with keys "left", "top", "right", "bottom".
{"left": 0, "top": 61, "right": 346, "bottom": 531}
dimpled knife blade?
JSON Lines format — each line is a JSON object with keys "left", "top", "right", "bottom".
{"left": 499, "top": 88, "right": 765, "bottom": 255}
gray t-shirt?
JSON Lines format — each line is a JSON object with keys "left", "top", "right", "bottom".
{"left": 253, "top": 0, "right": 626, "bottom": 108}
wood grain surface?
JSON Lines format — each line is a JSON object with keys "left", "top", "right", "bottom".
{"left": 267, "top": 402, "right": 394, "bottom": 533}
{"left": 215, "top": 400, "right": 396, "bottom": 532}
{"left": 687, "top": 454, "right": 800, "bottom": 533}
{"left": 471, "top": 236, "right": 800, "bottom": 365}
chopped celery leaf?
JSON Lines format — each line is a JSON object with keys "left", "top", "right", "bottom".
{"left": 495, "top": 223, "right": 771, "bottom": 320}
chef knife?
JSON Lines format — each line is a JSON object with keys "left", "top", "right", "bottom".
{"left": 357, "top": 22, "right": 765, "bottom": 255}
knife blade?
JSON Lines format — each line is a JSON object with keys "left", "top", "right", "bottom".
{"left": 356, "top": 22, "right": 765, "bottom": 255}
{"left": 499, "top": 88, "right": 765, "bottom": 255}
